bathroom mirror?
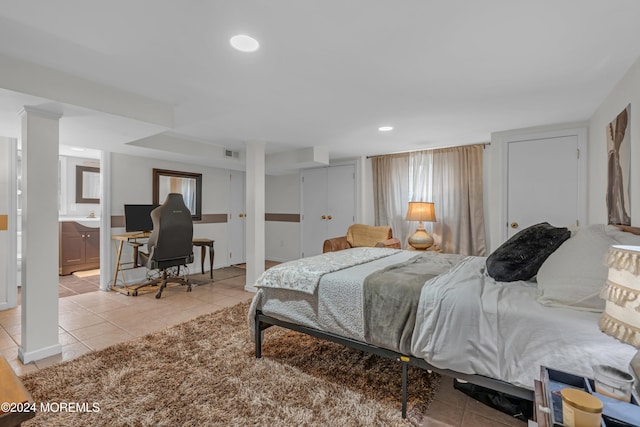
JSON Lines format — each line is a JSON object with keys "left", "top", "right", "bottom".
{"left": 76, "top": 166, "right": 100, "bottom": 204}
{"left": 153, "top": 168, "right": 202, "bottom": 220}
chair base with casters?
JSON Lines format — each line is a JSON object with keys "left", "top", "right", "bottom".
{"left": 135, "top": 254, "right": 194, "bottom": 299}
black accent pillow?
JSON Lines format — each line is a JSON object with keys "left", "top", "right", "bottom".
{"left": 486, "top": 222, "right": 571, "bottom": 282}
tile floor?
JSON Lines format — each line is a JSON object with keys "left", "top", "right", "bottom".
{"left": 0, "top": 267, "right": 526, "bottom": 427}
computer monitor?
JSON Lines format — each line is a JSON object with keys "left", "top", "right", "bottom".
{"left": 124, "top": 204, "right": 159, "bottom": 233}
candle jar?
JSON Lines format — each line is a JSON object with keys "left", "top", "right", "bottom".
{"left": 561, "top": 388, "right": 602, "bottom": 427}
{"left": 592, "top": 364, "right": 634, "bottom": 402}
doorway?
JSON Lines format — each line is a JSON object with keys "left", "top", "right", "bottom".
{"left": 301, "top": 164, "right": 356, "bottom": 257}
{"left": 504, "top": 128, "right": 587, "bottom": 240}
{"left": 228, "top": 170, "right": 246, "bottom": 265}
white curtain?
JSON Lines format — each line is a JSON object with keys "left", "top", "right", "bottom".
{"left": 372, "top": 154, "right": 410, "bottom": 246}
{"left": 407, "top": 150, "right": 434, "bottom": 246}
{"left": 372, "top": 144, "right": 486, "bottom": 255}
{"left": 169, "top": 177, "right": 197, "bottom": 214}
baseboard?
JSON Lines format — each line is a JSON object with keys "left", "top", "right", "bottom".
{"left": 0, "top": 301, "right": 17, "bottom": 311}
{"left": 19, "top": 343, "right": 62, "bottom": 363}
{"left": 265, "top": 256, "right": 295, "bottom": 263}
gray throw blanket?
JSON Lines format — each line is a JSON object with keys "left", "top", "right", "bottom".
{"left": 363, "top": 252, "right": 465, "bottom": 354}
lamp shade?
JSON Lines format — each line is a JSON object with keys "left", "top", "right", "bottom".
{"left": 405, "top": 202, "right": 436, "bottom": 222}
{"left": 600, "top": 245, "right": 640, "bottom": 348}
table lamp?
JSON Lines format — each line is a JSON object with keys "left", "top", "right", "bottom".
{"left": 405, "top": 201, "right": 436, "bottom": 250}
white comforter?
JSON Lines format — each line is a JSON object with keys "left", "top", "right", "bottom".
{"left": 250, "top": 250, "right": 637, "bottom": 389}
{"left": 410, "top": 256, "right": 637, "bottom": 388}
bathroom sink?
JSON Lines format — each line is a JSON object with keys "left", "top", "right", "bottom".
{"left": 59, "top": 217, "right": 100, "bottom": 228}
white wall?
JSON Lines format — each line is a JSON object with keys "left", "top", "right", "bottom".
{"left": 109, "top": 153, "right": 230, "bottom": 285}
{"left": 359, "top": 156, "right": 375, "bottom": 226}
{"left": 264, "top": 157, "right": 372, "bottom": 262}
{"left": 265, "top": 173, "right": 300, "bottom": 262}
{"left": 485, "top": 55, "right": 640, "bottom": 250}
{"left": 588, "top": 56, "right": 640, "bottom": 226}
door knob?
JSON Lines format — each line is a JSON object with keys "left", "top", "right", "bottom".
{"left": 327, "top": 215, "right": 332, "bottom": 220}
{"left": 321, "top": 215, "right": 326, "bottom": 220}
{"left": 510, "top": 222, "right": 519, "bottom": 229}
{"left": 239, "top": 213, "right": 244, "bottom": 218}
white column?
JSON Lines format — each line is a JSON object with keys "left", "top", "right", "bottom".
{"left": 18, "top": 106, "right": 62, "bottom": 363}
{"left": 244, "top": 142, "right": 265, "bottom": 292}
{"left": 0, "top": 137, "right": 18, "bottom": 310}
{"left": 99, "top": 150, "right": 111, "bottom": 291}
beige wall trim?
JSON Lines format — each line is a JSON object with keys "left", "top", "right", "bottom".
{"left": 265, "top": 213, "right": 300, "bottom": 222}
{"left": 195, "top": 214, "right": 228, "bottom": 224}
{"left": 111, "top": 216, "right": 125, "bottom": 228}
{"left": 111, "top": 213, "right": 228, "bottom": 228}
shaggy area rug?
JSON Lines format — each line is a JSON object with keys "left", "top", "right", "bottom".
{"left": 21, "top": 302, "right": 439, "bottom": 426}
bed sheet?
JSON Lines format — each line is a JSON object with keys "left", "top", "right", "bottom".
{"left": 411, "top": 256, "right": 636, "bottom": 389}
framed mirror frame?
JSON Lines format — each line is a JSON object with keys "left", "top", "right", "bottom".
{"left": 152, "top": 168, "right": 202, "bottom": 220}
{"left": 75, "top": 165, "right": 100, "bottom": 204}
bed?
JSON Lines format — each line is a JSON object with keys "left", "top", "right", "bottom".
{"left": 248, "top": 224, "right": 640, "bottom": 417}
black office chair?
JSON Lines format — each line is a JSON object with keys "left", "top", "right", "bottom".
{"left": 135, "top": 193, "right": 194, "bottom": 299}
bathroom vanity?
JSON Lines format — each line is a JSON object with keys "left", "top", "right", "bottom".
{"left": 59, "top": 218, "right": 100, "bottom": 275}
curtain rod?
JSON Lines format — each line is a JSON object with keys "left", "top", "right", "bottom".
{"left": 366, "top": 142, "right": 490, "bottom": 159}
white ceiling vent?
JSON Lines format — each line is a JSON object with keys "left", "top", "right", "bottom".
{"left": 224, "top": 149, "right": 240, "bottom": 159}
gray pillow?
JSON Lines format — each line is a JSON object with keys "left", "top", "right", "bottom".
{"left": 486, "top": 222, "right": 571, "bottom": 282}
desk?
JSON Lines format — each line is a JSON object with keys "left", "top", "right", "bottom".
{"left": 111, "top": 232, "right": 150, "bottom": 291}
{"left": 192, "top": 238, "right": 215, "bottom": 279}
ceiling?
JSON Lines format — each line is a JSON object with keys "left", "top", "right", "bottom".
{"left": 1, "top": 0, "right": 640, "bottom": 166}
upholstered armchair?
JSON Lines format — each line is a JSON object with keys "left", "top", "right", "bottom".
{"left": 322, "top": 224, "right": 401, "bottom": 253}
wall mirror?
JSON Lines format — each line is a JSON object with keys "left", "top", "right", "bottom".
{"left": 76, "top": 166, "right": 100, "bottom": 203}
{"left": 153, "top": 168, "right": 202, "bottom": 220}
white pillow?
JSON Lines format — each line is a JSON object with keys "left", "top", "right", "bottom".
{"left": 604, "top": 224, "right": 640, "bottom": 246}
{"left": 536, "top": 224, "right": 615, "bottom": 312}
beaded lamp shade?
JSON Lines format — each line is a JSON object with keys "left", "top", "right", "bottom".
{"left": 599, "top": 245, "right": 640, "bottom": 348}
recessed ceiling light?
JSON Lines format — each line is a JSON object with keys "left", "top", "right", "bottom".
{"left": 230, "top": 34, "right": 260, "bottom": 52}
{"left": 378, "top": 126, "right": 393, "bottom": 132}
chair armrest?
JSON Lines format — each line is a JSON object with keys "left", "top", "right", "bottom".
{"left": 323, "top": 236, "right": 351, "bottom": 253}
{"left": 375, "top": 238, "right": 401, "bottom": 249}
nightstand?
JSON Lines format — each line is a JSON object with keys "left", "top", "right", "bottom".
{"left": 407, "top": 244, "right": 441, "bottom": 252}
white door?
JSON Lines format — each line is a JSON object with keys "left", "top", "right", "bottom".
{"left": 302, "top": 168, "right": 328, "bottom": 257}
{"left": 228, "top": 170, "right": 245, "bottom": 265}
{"left": 301, "top": 164, "right": 356, "bottom": 257}
{"left": 327, "top": 165, "right": 356, "bottom": 238}
{"left": 507, "top": 135, "right": 581, "bottom": 239}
